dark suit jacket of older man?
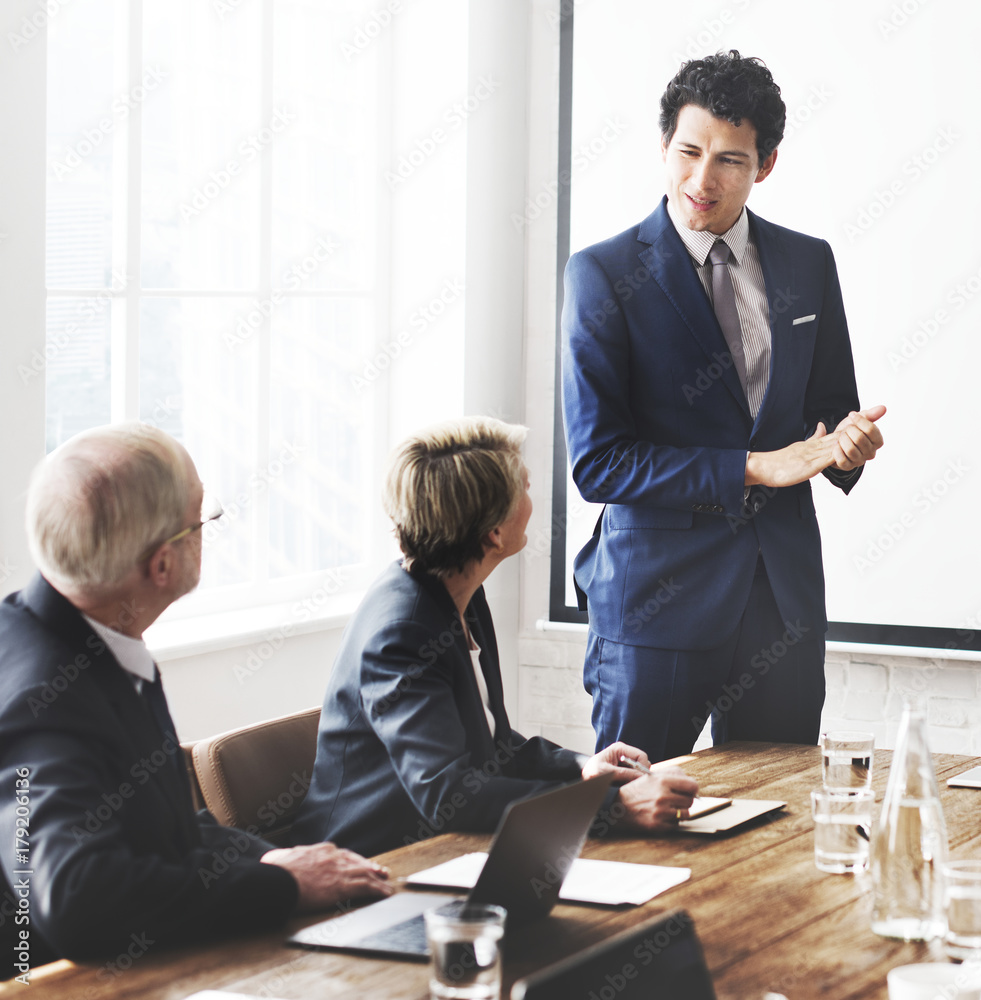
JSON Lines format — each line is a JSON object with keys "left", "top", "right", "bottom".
{"left": 0, "top": 574, "right": 297, "bottom": 978}
{"left": 290, "top": 561, "right": 591, "bottom": 857}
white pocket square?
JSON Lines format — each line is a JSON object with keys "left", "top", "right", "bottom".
{"left": 792, "top": 314, "right": 816, "bottom": 326}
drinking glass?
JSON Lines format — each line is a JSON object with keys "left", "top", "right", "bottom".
{"left": 424, "top": 900, "right": 506, "bottom": 1000}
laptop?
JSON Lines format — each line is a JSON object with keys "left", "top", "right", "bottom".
{"left": 287, "top": 772, "right": 615, "bottom": 961}
{"left": 510, "top": 908, "right": 717, "bottom": 1000}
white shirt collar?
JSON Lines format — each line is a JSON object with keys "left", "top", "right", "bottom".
{"left": 83, "top": 615, "right": 157, "bottom": 687}
{"left": 666, "top": 199, "right": 750, "bottom": 266}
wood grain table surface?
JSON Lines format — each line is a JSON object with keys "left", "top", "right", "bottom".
{"left": 6, "top": 742, "right": 980, "bottom": 1000}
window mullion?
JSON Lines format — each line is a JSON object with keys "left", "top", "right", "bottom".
{"left": 111, "top": 0, "right": 143, "bottom": 423}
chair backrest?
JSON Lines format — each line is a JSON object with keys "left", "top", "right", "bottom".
{"left": 510, "top": 909, "right": 717, "bottom": 1000}
{"left": 181, "top": 741, "right": 205, "bottom": 811}
{"left": 191, "top": 706, "right": 321, "bottom": 846}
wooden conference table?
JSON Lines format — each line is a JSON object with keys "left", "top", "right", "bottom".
{"left": 8, "top": 742, "right": 981, "bottom": 1000}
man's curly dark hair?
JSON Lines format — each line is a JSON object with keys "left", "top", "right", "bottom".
{"left": 659, "top": 50, "right": 786, "bottom": 165}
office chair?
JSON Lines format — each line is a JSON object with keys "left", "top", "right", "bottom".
{"left": 191, "top": 705, "right": 321, "bottom": 845}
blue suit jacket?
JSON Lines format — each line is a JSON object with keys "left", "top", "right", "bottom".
{"left": 562, "top": 198, "right": 861, "bottom": 651}
{"left": 290, "top": 562, "right": 589, "bottom": 857}
{"left": 0, "top": 575, "right": 296, "bottom": 975}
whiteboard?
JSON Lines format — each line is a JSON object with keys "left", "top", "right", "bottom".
{"left": 560, "top": 0, "right": 981, "bottom": 644}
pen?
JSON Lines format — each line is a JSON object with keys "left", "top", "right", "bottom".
{"left": 619, "top": 755, "right": 652, "bottom": 775}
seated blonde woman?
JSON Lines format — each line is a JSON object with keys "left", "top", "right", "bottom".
{"left": 290, "top": 417, "right": 696, "bottom": 856}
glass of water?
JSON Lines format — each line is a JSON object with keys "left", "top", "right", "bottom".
{"left": 811, "top": 788, "right": 874, "bottom": 874}
{"left": 821, "top": 730, "right": 874, "bottom": 790}
{"left": 942, "top": 860, "right": 981, "bottom": 960}
{"left": 424, "top": 900, "right": 506, "bottom": 1000}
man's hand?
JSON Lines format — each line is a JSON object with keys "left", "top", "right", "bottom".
{"left": 831, "top": 404, "right": 886, "bottom": 471}
{"left": 261, "top": 842, "right": 392, "bottom": 912}
{"left": 745, "top": 422, "right": 836, "bottom": 488}
{"left": 616, "top": 764, "right": 698, "bottom": 832}
{"left": 745, "top": 404, "right": 886, "bottom": 487}
{"left": 582, "top": 741, "right": 652, "bottom": 783}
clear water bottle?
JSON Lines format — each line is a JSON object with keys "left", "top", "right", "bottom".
{"left": 870, "top": 699, "right": 948, "bottom": 941}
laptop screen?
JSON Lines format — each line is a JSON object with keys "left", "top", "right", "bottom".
{"left": 511, "top": 910, "right": 717, "bottom": 1000}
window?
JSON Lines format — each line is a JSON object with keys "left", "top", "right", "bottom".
{"left": 44, "top": 0, "right": 392, "bottom": 617}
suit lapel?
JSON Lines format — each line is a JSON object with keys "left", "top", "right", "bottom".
{"left": 466, "top": 591, "right": 507, "bottom": 742}
{"left": 23, "top": 575, "right": 199, "bottom": 844}
{"left": 416, "top": 571, "right": 500, "bottom": 753}
{"left": 749, "top": 211, "right": 794, "bottom": 433}
{"left": 638, "top": 199, "right": 751, "bottom": 418}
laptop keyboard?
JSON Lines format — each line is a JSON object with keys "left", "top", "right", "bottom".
{"left": 356, "top": 914, "right": 429, "bottom": 956}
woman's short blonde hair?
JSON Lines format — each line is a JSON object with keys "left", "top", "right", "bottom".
{"left": 27, "top": 422, "right": 192, "bottom": 592}
{"left": 383, "top": 416, "right": 528, "bottom": 578}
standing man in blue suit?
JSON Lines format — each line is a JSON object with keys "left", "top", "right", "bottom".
{"left": 562, "top": 51, "right": 885, "bottom": 762}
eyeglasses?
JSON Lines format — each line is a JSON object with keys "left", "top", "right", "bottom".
{"left": 141, "top": 493, "right": 224, "bottom": 562}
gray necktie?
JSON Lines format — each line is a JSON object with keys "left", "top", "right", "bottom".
{"left": 708, "top": 240, "right": 748, "bottom": 396}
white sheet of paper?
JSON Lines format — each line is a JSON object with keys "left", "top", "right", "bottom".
{"left": 948, "top": 765, "right": 981, "bottom": 788}
{"left": 406, "top": 852, "right": 690, "bottom": 906}
{"left": 183, "top": 993, "right": 291, "bottom": 1000}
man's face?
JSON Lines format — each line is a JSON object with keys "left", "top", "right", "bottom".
{"left": 661, "top": 104, "right": 776, "bottom": 235}
{"left": 173, "top": 450, "right": 204, "bottom": 600}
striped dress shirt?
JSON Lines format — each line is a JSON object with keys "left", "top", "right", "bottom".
{"left": 666, "top": 202, "right": 771, "bottom": 418}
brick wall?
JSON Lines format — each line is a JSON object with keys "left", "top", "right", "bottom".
{"left": 515, "top": 631, "right": 981, "bottom": 758}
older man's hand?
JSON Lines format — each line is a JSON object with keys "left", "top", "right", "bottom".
{"left": 262, "top": 842, "right": 392, "bottom": 912}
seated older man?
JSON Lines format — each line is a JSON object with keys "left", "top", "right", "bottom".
{"left": 0, "top": 424, "right": 390, "bottom": 979}
{"left": 290, "top": 416, "right": 698, "bottom": 856}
